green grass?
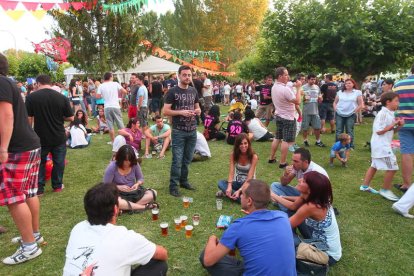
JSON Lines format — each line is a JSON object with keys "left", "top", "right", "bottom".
{"left": 1, "top": 112, "right": 414, "bottom": 275}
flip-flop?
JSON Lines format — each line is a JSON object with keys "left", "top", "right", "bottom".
{"left": 394, "top": 184, "right": 408, "bottom": 193}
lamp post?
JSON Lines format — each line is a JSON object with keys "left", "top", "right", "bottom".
{"left": 0, "top": 29, "right": 17, "bottom": 56}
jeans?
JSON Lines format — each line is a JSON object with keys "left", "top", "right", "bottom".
{"left": 169, "top": 129, "right": 197, "bottom": 191}
{"left": 131, "top": 259, "right": 168, "bottom": 276}
{"left": 199, "top": 249, "right": 244, "bottom": 276}
{"left": 271, "top": 182, "right": 300, "bottom": 212}
{"left": 38, "top": 143, "right": 67, "bottom": 193}
{"left": 335, "top": 113, "right": 355, "bottom": 148}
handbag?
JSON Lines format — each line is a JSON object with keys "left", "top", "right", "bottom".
{"left": 119, "top": 186, "right": 146, "bottom": 203}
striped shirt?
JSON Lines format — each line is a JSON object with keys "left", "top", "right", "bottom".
{"left": 394, "top": 75, "right": 414, "bottom": 129}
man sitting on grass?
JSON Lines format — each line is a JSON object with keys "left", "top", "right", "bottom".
{"left": 63, "top": 183, "right": 168, "bottom": 276}
{"left": 144, "top": 115, "right": 171, "bottom": 159}
{"left": 200, "top": 179, "right": 296, "bottom": 276}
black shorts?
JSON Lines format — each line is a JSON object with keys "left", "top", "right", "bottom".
{"left": 319, "top": 102, "right": 335, "bottom": 121}
{"left": 275, "top": 116, "right": 296, "bottom": 142}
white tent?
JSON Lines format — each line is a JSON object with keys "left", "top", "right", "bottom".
{"left": 64, "top": 55, "right": 180, "bottom": 83}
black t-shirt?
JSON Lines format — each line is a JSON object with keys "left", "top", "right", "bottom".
{"left": 192, "top": 79, "right": 204, "bottom": 98}
{"left": 165, "top": 79, "right": 177, "bottom": 89}
{"left": 164, "top": 86, "right": 199, "bottom": 132}
{"left": 226, "top": 120, "right": 248, "bottom": 144}
{"left": 0, "top": 76, "right": 40, "bottom": 153}
{"left": 129, "top": 85, "right": 139, "bottom": 106}
{"left": 151, "top": 81, "right": 163, "bottom": 99}
{"left": 320, "top": 82, "right": 338, "bottom": 103}
{"left": 255, "top": 84, "right": 273, "bottom": 105}
{"left": 26, "top": 88, "right": 73, "bottom": 146}
{"left": 204, "top": 115, "right": 219, "bottom": 133}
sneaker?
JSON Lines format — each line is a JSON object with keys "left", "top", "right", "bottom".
{"left": 379, "top": 189, "right": 400, "bottom": 201}
{"left": 2, "top": 245, "right": 42, "bottom": 265}
{"left": 359, "top": 185, "right": 379, "bottom": 194}
{"left": 144, "top": 154, "right": 152, "bottom": 159}
{"left": 304, "top": 141, "right": 310, "bottom": 147}
{"left": 216, "top": 191, "right": 225, "bottom": 197}
{"left": 170, "top": 189, "right": 181, "bottom": 197}
{"left": 392, "top": 204, "right": 414, "bottom": 219}
{"left": 180, "top": 183, "right": 196, "bottom": 190}
{"left": 315, "top": 141, "right": 326, "bottom": 147}
{"left": 293, "top": 144, "right": 300, "bottom": 150}
{"left": 279, "top": 163, "right": 288, "bottom": 169}
{"left": 268, "top": 159, "right": 277, "bottom": 164}
{"left": 11, "top": 234, "right": 44, "bottom": 244}
{"left": 288, "top": 145, "right": 295, "bottom": 152}
{"left": 107, "top": 141, "right": 113, "bottom": 145}
{"left": 53, "top": 184, "right": 65, "bottom": 193}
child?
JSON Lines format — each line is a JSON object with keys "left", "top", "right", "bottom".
{"left": 329, "top": 133, "right": 351, "bottom": 167}
{"left": 360, "top": 92, "right": 404, "bottom": 201}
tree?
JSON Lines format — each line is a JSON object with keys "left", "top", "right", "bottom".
{"left": 240, "top": 0, "right": 414, "bottom": 81}
{"left": 50, "top": 1, "right": 144, "bottom": 75}
{"left": 17, "top": 53, "right": 49, "bottom": 81}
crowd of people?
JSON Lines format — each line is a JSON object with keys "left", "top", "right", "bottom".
{"left": 1, "top": 50, "right": 414, "bottom": 275}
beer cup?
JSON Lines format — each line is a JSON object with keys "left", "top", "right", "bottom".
{"left": 180, "top": 215, "right": 188, "bottom": 227}
{"left": 160, "top": 222, "right": 168, "bottom": 236}
{"left": 174, "top": 218, "right": 181, "bottom": 231}
{"left": 185, "top": 225, "right": 193, "bottom": 238}
{"left": 183, "top": 197, "right": 190, "bottom": 208}
{"left": 192, "top": 214, "right": 200, "bottom": 226}
{"left": 151, "top": 208, "right": 159, "bottom": 221}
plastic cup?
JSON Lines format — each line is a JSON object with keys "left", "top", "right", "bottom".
{"left": 151, "top": 208, "right": 159, "bottom": 221}
{"left": 174, "top": 218, "right": 182, "bottom": 231}
{"left": 99, "top": 129, "right": 103, "bottom": 135}
{"left": 192, "top": 214, "right": 200, "bottom": 226}
{"left": 180, "top": 215, "right": 188, "bottom": 227}
{"left": 183, "top": 197, "right": 190, "bottom": 208}
{"left": 160, "top": 222, "right": 168, "bottom": 236}
{"left": 185, "top": 225, "right": 193, "bottom": 238}
{"left": 216, "top": 199, "right": 223, "bottom": 210}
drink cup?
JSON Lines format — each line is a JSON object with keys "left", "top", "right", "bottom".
{"left": 152, "top": 208, "right": 159, "bottom": 221}
{"left": 192, "top": 214, "right": 200, "bottom": 226}
{"left": 185, "top": 225, "right": 193, "bottom": 238}
{"left": 216, "top": 199, "right": 223, "bottom": 210}
{"left": 99, "top": 129, "right": 103, "bottom": 135}
{"left": 174, "top": 218, "right": 181, "bottom": 231}
{"left": 183, "top": 197, "right": 190, "bottom": 208}
{"left": 160, "top": 222, "right": 168, "bottom": 236}
{"left": 180, "top": 215, "right": 188, "bottom": 227}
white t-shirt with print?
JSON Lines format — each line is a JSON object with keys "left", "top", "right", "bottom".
{"left": 63, "top": 221, "right": 156, "bottom": 276}
{"left": 371, "top": 107, "right": 396, "bottom": 158}
{"left": 97, "top": 82, "right": 123, "bottom": 108}
{"left": 202, "top": 78, "right": 212, "bottom": 97}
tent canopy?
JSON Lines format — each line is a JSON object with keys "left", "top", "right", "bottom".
{"left": 64, "top": 55, "right": 180, "bottom": 83}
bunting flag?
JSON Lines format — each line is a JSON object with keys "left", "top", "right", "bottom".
{"left": 58, "top": 3, "right": 70, "bottom": 10}
{"left": 41, "top": 3, "right": 55, "bottom": 10}
{"left": 21, "top": 1, "right": 38, "bottom": 11}
{"left": 5, "top": 10, "right": 25, "bottom": 21}
{"left": 31, "top": 9, "right": 46, "bottom": 20}
{"left": 0, "top": 0, "right": 17, "bottom": 10}
{"left": 102, "top": 0, "right": 150, "bottom": 14}
{"left": 71, "top": 2, "right": 84, "bottom": 11}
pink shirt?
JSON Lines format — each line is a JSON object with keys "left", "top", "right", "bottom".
{"left": 271, "top": 82, "right": 296, "bottom": 120}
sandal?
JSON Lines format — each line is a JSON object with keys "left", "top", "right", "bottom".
{"left": 394, "top": 184, "right": 408, "bottom": 193}
{"left": 126, "top": 201, "right": 144, "bottom": 215}
{"left": 145, "top": 201, "right": 160, "bottom": 210}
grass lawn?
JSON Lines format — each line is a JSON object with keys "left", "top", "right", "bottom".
{"left": 1, "top": 110, "right": 413, "bottom": 275}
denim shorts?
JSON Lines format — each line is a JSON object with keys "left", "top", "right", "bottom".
{"left": 399, "top": 128, "right": 414, "bottom": 154}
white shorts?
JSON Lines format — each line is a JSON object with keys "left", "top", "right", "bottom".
{"left": 371, "top": 155, "right": 398, "bottom": 171}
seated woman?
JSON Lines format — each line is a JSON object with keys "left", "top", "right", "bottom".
{"left": 204, "top": 105, "right": 225, "bottom": 141}
{"left": 217, "top": 133, "right": 258, "bottom": 202}
{"left": 244, "top": 109, "right": 274, "bottom": 142}
{"left": 226, "top": 111, "right": 252, "bottom": 145}
{"left": 75, "top": 109, "right": 92, "bottom": 133}
{"left": 104, "top": 145, "right": 157, "bottom": 212}
{"left": 193, "top": 131, "right": 211, "bottom": 162}
{"left": 92, "top": 108, "right": 109, "bottom": 134}
{"left": 271, "top": 171, "right": 342, "bottom": 265}
{"left": 117, "top": 118, "right": 143, "bottom": 151}
{"left": 68, "top": 118, "right": 91, "bottom": 149}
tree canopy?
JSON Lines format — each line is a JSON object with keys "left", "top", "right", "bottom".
{"left": 239, "top": 0, "right": 414, "bottom": 81}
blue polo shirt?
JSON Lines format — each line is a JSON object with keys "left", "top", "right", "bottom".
{"left": 220, "top": 210, "right": 296, "bottom": 276}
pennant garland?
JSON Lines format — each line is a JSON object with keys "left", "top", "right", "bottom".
{"left": 0, "top": 0, "right": 17, "bottom": 10}
{"left": 21, "top": 2, "right": 38, "bottom": 11}
{"left": 5, "top": 10, "right": 25, "bottom": 20}
{"left": 31, "top": 9, "right": 46, "bottom": 20}
{"left": 164, "top": 46, "right": 221, "bottom": 63}
{"left": 102, "top": 0, "right": 148, "bottom": 14}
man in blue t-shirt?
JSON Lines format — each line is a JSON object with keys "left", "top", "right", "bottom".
{"left": 200, "top": 179, "right": 296, "bottom": 276}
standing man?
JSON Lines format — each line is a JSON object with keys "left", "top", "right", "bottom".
{"left": 87, "top": 79, "right": 97, "bottom": 117}
{"left": 26, "top": 74, "right": 73, "bottom": 195}
{"left": 393, "top": 64, "right": 414, "bottom": 193}
{"left": 136, "top": 75, "right": 149, "bottom": 129}
{"left": 164, "top": 65, "right": 201, "bottom": 197}
{"left": 223, "top": 81, "right": 231, "bottom": 105}
{"left": 319, "top": 74, "right": 338, "bottom": 134}
{"left": 200, "top": 179, "right": 296, "bottom": 276}
{"left": 200, "top": 72, "right": 212, "bottom": 114}
{"left": 255, "top": 75, "right": 274, "bottom": 127}
{"left": 128, "top": 73, "right": 139, "bottom": 120}
{"left": 96, "top": 72, "right": 127, "bottom": 144}
{"left": 301, "top": 73, "right": 325, "bottom": 147}
{"left": 269, "top": 67, "right": 301, "bottom": 168}
{"left": 192, "top": 73, "right": 205, "bottom": 125}
{"left": 0, "top": 54, "right": 43, "bottom": 264}
{"left": 149, "top": 76, "right": 164, "bottom": 119}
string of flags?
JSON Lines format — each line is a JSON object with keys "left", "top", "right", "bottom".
{"left": 0, "top": 0, "right": 160, "bottom": 20}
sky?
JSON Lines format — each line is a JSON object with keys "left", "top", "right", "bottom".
{"left": 0, "top": 0, "right": 175, "bottom": 52}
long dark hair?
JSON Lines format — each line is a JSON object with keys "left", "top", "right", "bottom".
{"left": 233, "top": 133, "right": 254, "bottom": 163}
{"left": 69, "top": 79, "right": 77, "bottom": 96}
{"left": 208, "top": 105, "right": 220, "bottom": 118}
{"left": 115, "top": 145, "right": 138, "bottom": 168}
{"left": 126, "top": 118, "right": 139, "bottom": 129}
{"left": 303, "top": 171, "right": 333, "bottom": 209}
{"left": 70, "top": 117, "right": 83, "bottom": 128}
{"left": 75, "top": 110, "right": 88, "bottom": 126}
